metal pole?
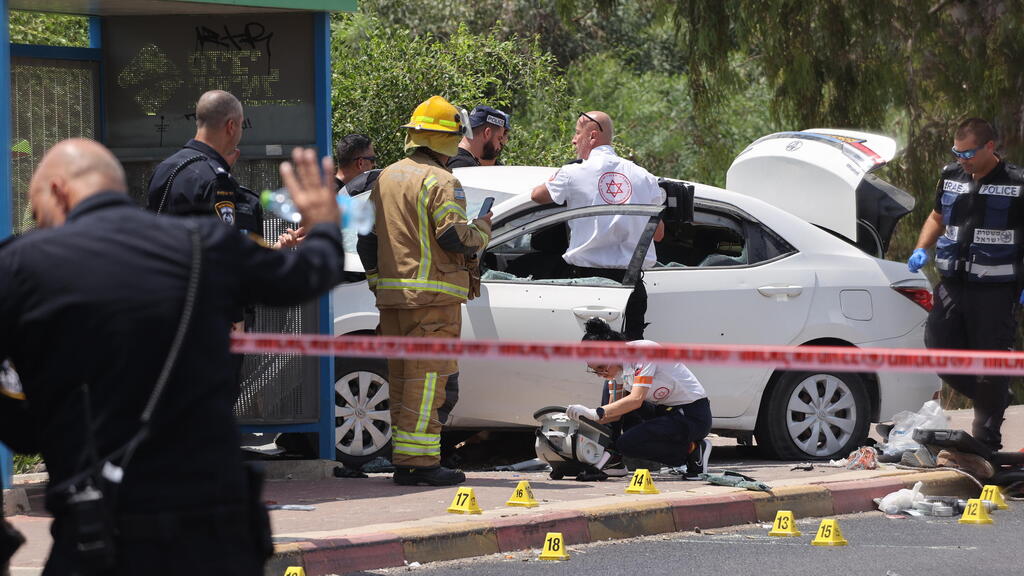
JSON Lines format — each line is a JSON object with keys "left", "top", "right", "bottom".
{"left": 1, "top": 0, "right": 13, "bottom": 240}
{"left": 313, "top": 11, "right": 335, "bottom": 461}
{"left": 1, "top": 0, "right": 13, "bottom": 492}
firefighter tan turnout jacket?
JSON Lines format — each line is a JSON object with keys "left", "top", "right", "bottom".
{"left": 364, "top": 151, "right": 491, "bottom": 307}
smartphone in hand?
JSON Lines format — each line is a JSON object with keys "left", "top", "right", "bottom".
{"left": 477, "top": 197, "right": 495, "bottom": 219}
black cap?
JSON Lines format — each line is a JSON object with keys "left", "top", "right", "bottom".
{"left": 468, "top": 105, "right": 511, "bottom": 130}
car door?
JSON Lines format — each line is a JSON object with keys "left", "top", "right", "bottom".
{"left": 643, "top": 199, "right": 816, "bottom": 418}
{"left": 452, "top": 204, "right": 664, "bottom": 428}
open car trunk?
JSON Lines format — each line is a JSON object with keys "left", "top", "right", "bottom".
{"left": 726, "top": 128, "right": 915, "bottom": 257}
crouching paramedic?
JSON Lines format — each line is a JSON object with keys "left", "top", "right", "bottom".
{"left": 566, "top": 318, "right": 712, "bottom": 479}
{"left": 358, "top": 96, "right": 492, "bottom": 486}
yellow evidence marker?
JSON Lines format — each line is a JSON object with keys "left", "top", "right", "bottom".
{"left": 979, "top": 485, "right": 1009, "bottom": 510}
{"left": 768, "top": 510, "right": 801, "bottom": 537}
{"left": 810, "top": 519, "right": 848, "bottom": 546}
{"left": 959, "top": 498, "right": 994, "bottom": 525}
{"left": 506, "top": 480, "right": 539, "bottom": 508}
{"left": 283, "top": 567, "right": 306, "bottom": 576}
{"left": 625, "top": 468, "right": 660, "bottom": 494}
{"left": 447, "top": 486, "right": 483, "bottom": 514}
{"left": 538, "top": 532, "right": 570, "bottom": 561}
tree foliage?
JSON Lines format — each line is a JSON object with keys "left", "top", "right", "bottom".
{"left": 9, "top": 11, "right": 88, "bottom": 46}
{"left": 330, "top": 14, "right": 576, "bottom": 167}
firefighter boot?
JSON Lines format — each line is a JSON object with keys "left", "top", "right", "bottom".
{"left": 393, "top": 465, "right": 467, "bottom": 486}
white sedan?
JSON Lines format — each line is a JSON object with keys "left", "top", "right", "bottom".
{"left": 328, "top": 129, "right": 938, "bottom": 464}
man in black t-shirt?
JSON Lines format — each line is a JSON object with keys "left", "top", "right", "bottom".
{"left": 446, "top": 105, "right": 510, "bottom": 169}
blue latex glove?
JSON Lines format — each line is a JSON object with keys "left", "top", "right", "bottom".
{"left": 907, "top": 248, "right": 928, "bottom": 273}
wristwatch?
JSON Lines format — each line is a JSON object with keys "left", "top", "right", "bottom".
{"left": 596, "top": 406, "right": 606, "bottom": 419}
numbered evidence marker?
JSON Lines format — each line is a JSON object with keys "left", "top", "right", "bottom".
{"left": 959, "top": 498, "right": 994, "bottom": 525}
{"left": 506, "top": 480, "right": 539, "bottom": 508}
{"left": 767, "top": 510, "right": 801, "bottom": 537}
{"left": 625, "top": 468, "right": 659, "bottom": 494}
{"left": 980, "top": 485, "right": 1009, "bottom": 510}
{"left": 810, "top": 519, "right": 848, "bottom": 546}
{"left": 538, "top": 532, "right": 570, "bottom": 561}
{"left": 447, "top": 486, "right": 483, "bottom": 514}
{"left": 283, "top": 568, "right": 306, "bottom": 576}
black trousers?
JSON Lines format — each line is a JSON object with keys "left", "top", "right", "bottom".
{"left": 45, "top": 504, "right": 269, "bottom": 576}
{"left": 925, "top": 279, "right": 1017, "bottom": 450}
{"left": 613, "top": 398, "right": 712, "bottom": 467}
{"left": 567, "top": 266, "right": 647, "bottom": 340}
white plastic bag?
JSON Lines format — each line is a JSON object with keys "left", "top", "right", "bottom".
{"left": 886, "top": 400, "right": 948, "bottom": 451}
{"left": 878, "top": 481, "right": 924, "bottom": 514}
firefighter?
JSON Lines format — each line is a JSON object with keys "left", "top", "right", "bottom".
{"left": 908, "top": 117, "right": 1024, "bottom": 452}
{"left": 359, "top": 96, "right": 491, "bottom": 486}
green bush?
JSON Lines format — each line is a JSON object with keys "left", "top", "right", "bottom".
{"left": 331, "top": 15, "right": 576, "bottom": 168}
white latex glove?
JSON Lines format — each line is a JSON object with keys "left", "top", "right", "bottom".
{"left": 566, "top": 404, "right": 599, "bottom": 422}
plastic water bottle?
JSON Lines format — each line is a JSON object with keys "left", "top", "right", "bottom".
{"left": 260, "top": 188, "right": 375, "bottom": 235}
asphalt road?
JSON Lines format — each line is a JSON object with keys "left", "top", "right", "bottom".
{"left": 358, "top": 505, "right": 1023, "bottom": 576}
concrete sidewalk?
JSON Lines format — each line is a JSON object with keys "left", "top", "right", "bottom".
{"left": 5, "top": 407, "right": 1020, "bottom": 576}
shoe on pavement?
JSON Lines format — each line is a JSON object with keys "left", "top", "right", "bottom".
{"left": 936, "top": 449, "right": 995, "bottom": 480}
{"left": 393, "top": 465, "right": 467, "bottom": 486}
{"left": 899, "top": 445, "right": 937, "bottom": 468}
{"left": 601, "top": 453, "right": 630, "bottom": 477}
{"left": 683, "top": 438, "right": 713, "bottom": 480}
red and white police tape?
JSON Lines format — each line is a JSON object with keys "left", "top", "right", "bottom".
{"left": 231, "top": 332, "right": 1024, "bottom": 376}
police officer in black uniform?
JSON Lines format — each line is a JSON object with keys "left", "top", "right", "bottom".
{"left": 908, "top": 117, "right": 1024, "bottom": 451}
{"left": 147, "top": 89, "right": 265, "bottom": 240}
{"left": 0, "top": 139, "right": 345, "bottom": 575}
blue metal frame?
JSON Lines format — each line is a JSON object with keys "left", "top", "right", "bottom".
{"left": 313, "top": 11, "right": 335, "bottom": 461}
{"left": 9, "top": 44, "right": 101, "bottom": 61}
{"left": 1, "top": 0, "right": 11, "bottom": 490}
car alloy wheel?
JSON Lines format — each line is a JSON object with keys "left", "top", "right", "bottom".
{"left": 759, "top": 371, "right": 870, "bottom": 460}
{"left": 335, "top": 359, "right": 391, "bottom": 464}
{"left": 785, "top": 373, "right": 859, "bottom": 457}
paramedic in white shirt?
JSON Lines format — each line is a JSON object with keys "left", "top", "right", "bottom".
{"left": 530, "top": 111, "right": 664, "bottom": 340}
{"left": 566, "top": 318, "right": 712, "bottom": 479}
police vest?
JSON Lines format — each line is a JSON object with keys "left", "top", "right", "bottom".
{"left": 934, "top": 162, "right": 1024, "bottom": 282}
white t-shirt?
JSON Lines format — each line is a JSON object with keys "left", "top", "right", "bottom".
{"left": 545, "top": 145, "right": 664, "bottom": 269}
{"left": 620, "top": 340, "right": 706, "bottom": 407}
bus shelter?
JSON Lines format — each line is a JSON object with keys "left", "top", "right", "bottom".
{"left": 1, "top": 0, "right": 356, "bottom": 490}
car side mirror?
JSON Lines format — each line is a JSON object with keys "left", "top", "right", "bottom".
{"left": 658, "top": 179, "right": 694, "bottom": 225}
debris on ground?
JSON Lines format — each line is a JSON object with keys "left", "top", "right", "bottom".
{"left": 699, "top": 471, "right": 772, "bottom": 492}
{"left": 494, "top": 458, "right": 550, "bottom": 472}
{"left": 333, "top": 465, "right": 368, "bottom": 479}
{"left": 845, "top": 446, "right": 878, "bottom": 470}
{"left": 361, "top": 456, "right": 396, "bottom": 473}
{"left": 790, "top": 463, "right": 814, "bottom": 471}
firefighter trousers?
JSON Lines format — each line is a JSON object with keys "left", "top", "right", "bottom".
{"left": 925, "top": 280, "right": 1017, "bottom": 451}
{"left": 379, "top": 305, "right": 462, "bottom": 468}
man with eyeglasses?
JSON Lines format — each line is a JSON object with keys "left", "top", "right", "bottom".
{"left": 906, "top": 117, "right": 1024, "bottom": 462}
{"left": 530, "top": 111, "right": 664, "bottom": 340}
{"left": 334, "top": 133, "right": 378, "bottom": 194}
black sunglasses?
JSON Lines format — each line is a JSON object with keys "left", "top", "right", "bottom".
{"left": 358, "top": 156, "right": 378, "bottom": 164}
{"left": 579, "top": 111, "right": 604, "bottom": 132}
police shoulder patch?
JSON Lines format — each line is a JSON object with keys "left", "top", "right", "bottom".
{"left": 215, "top": 200, "right": 236, "bottom": 225}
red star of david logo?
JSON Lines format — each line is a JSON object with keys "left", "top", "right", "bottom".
{"left": 597, "top": 171, "right": 633, "bottom": 204}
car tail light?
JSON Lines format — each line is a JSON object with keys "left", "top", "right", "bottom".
{"left": 894, "top": 286, "right": 932, "bottom": 311}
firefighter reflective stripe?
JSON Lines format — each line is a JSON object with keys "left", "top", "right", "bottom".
{"left": 471, "top": 224, "right": 490, "bottom": 246}
{"left": 967, "top": 262, "right": 1016, "bottom": 277}
{"left": 376, "top": 278, "right": 469, "bottom": 298}
{"left": 393, "top": 428, "right": 441, "bottom": 457}
{"left": 415, "top": 372, "right": 438, "bottom": 434}
{"left": 366, "top": 271, "right": 379, "bottom": 288}
{"left": 433, "top": 201, "right": 467, "bottom": 222}
{"left": 417, "top": 175, "right": 439, "bottom": 281}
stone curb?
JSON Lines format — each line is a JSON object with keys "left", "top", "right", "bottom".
{"left": 263, "top": 469, "right": 981, "bottom": 576}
